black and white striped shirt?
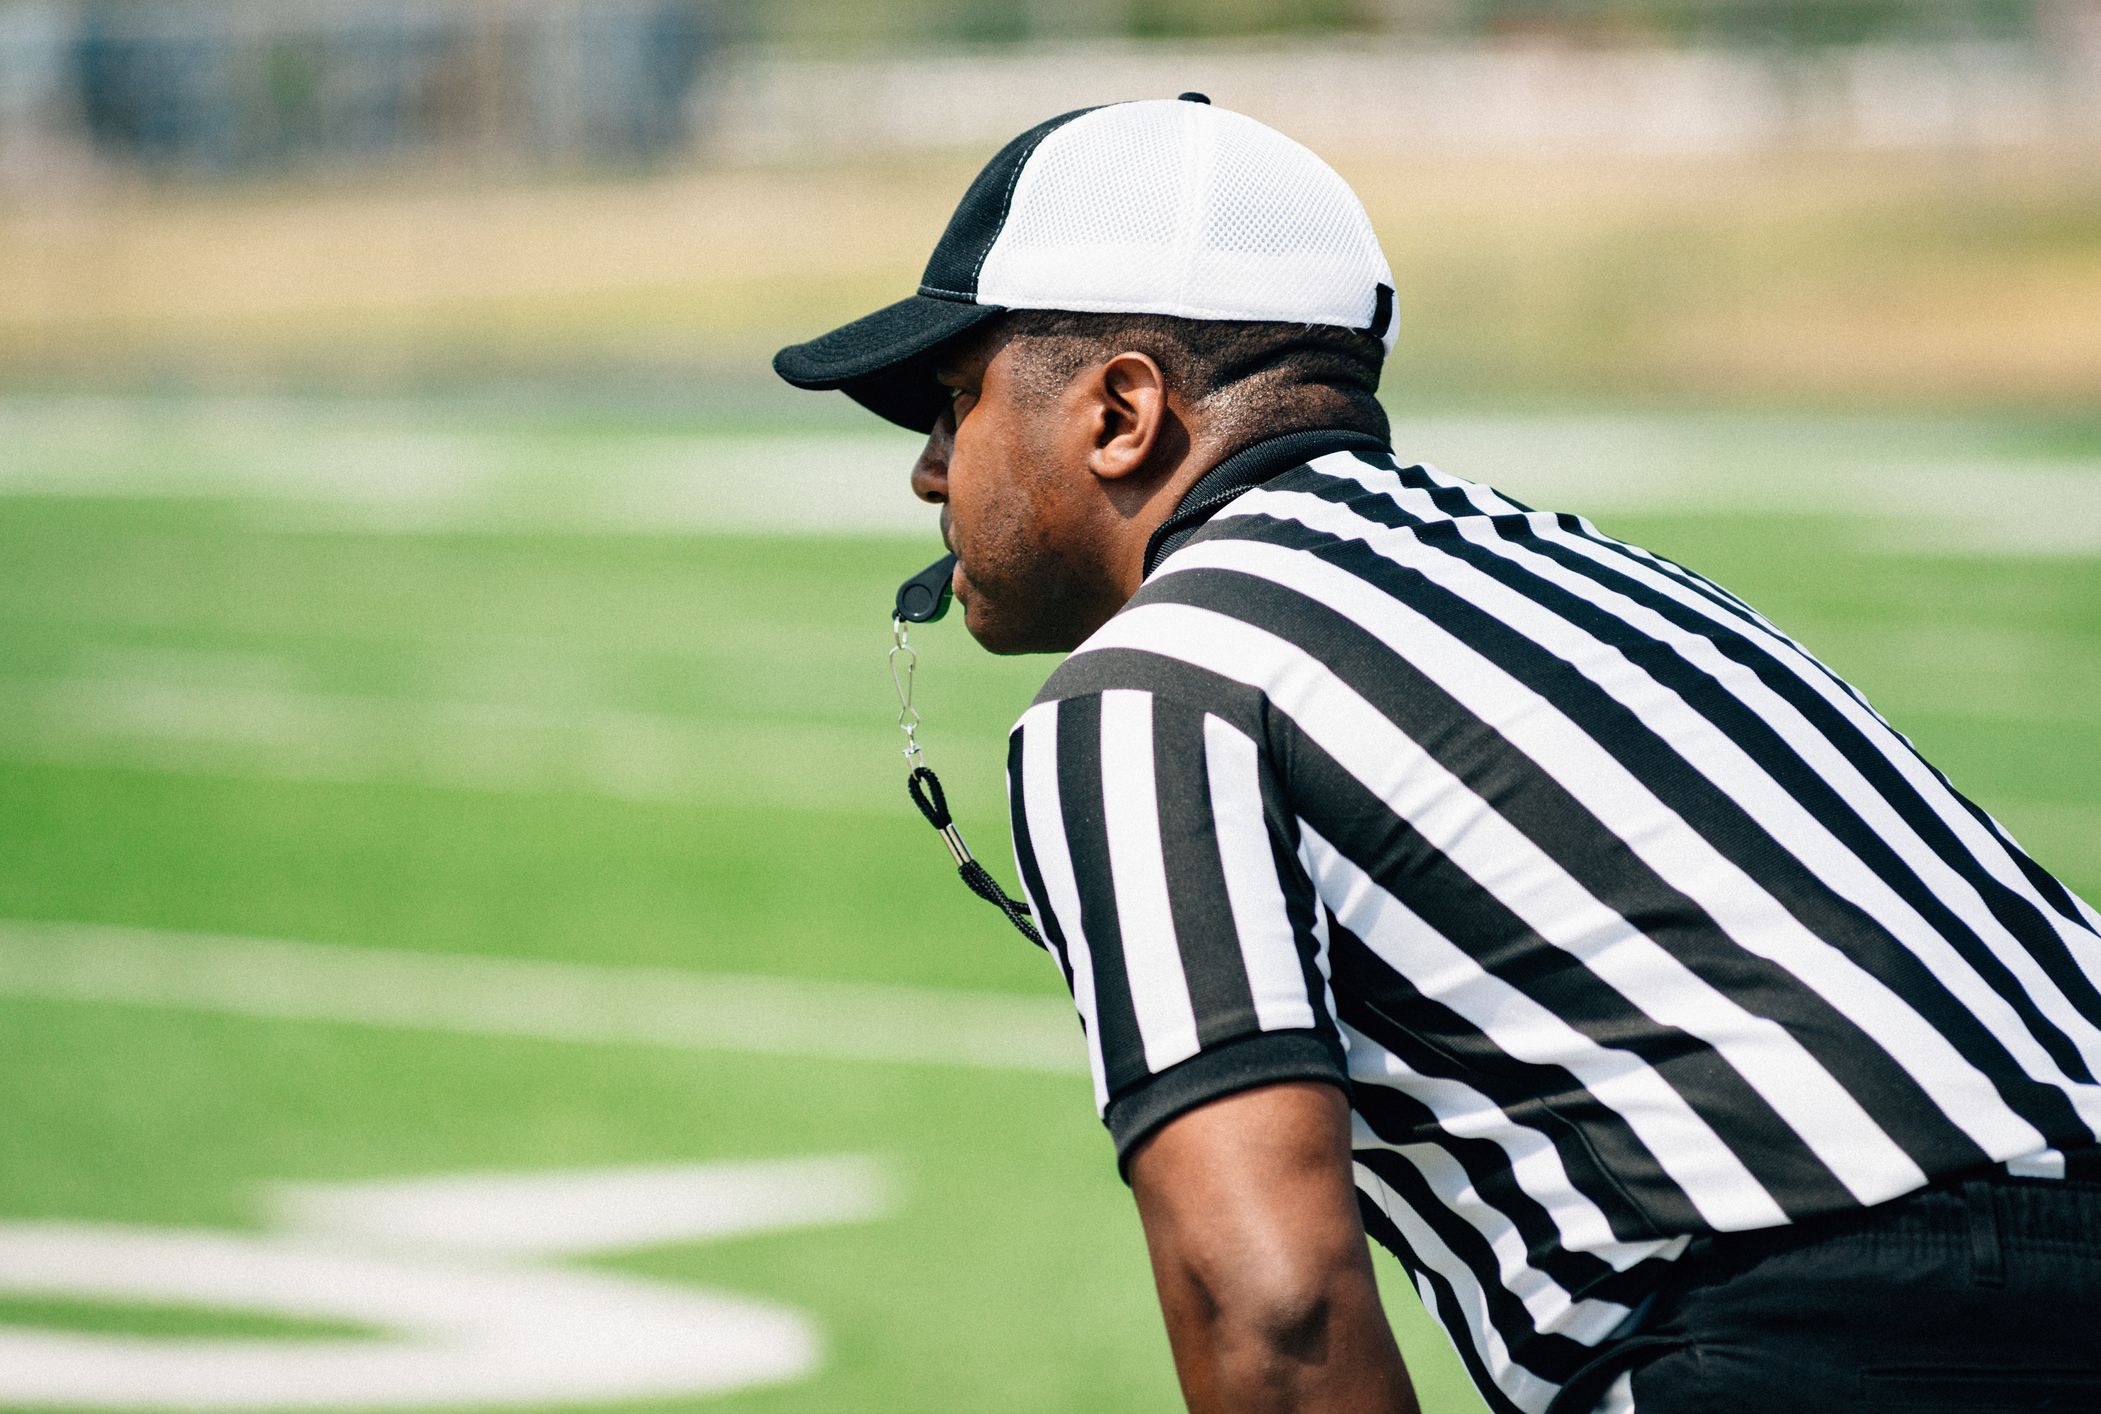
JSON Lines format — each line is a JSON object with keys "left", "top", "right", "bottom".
{"left": 1004, "top": 429, "right": 2101, "bottom": 1414}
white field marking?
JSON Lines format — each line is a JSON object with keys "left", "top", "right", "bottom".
{"left": 0, "top": 397, "right": 930, "bottom": 536}
{"left": 1827, "top": 465, "right": 2101, "bottom": 558}
{"left": 0, "top": 920, "right": 1085, "bottom": 1076}
{"left": 0, "top": 668, "right": 903, "bottom": 814}
{"left": 575, "top": 435, "right": 931, "bottom": 537}
{"left": 270, "top": 1157, "right": 893, "bottom": 1259}
{"left": 0, "top": 1155, "right": 892, "bottom": 1409}
{"left": 0, "top": 1226, "right": 816, "bottom": 1408}
{"left": 0, "top": 606, "right": 2084, "bottom": 819}
{"left": 1397, "top": 421, "right": 2101, "bottom": 559}
{"left": 3, "top": 398, "right": 2098, "bottom": 549}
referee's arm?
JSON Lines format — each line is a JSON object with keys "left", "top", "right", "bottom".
{"left": 1008, "top": 686, "right": 1419, "bottom": 1412}
{"left": 1130, "top": 1080, "right": 1420, "bottom": 1414}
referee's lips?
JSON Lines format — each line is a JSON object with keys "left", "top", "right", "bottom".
{"left": 940, "top": 515, "right": 967, "bottom": 602}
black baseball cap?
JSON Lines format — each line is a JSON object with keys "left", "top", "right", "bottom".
{"left": 772, "top": 96, "right": 1397, "bottom": 433}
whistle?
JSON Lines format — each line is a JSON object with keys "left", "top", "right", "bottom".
{"left": 894, "top": 553, "right": 958, "bottom": 624}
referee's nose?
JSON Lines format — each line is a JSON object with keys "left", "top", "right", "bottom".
{"left": 910, "top": 405, "right": 954, "bottom": 505}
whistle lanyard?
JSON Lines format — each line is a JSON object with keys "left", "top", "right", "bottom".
{"left": 888, "top": 615, "right": 1045, "bottom": 951}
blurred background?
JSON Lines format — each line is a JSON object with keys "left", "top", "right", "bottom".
{"left": 1, "top": 3, "right": 2096, "bottom": 1412}
{"left": 3, "top": 0, "right": 2100, "bottom": 400}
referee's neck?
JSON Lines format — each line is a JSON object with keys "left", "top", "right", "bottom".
{"left": 1141, "top": 426, "right": 1390, "bottom": 580}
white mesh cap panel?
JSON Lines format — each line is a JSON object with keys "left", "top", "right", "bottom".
{"left": 975, "top": 100, "right": 1396, "bottom": 352}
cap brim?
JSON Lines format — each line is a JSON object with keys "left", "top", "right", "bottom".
{"left": 773, "top": 295, "right": 1007, "bottom": 433}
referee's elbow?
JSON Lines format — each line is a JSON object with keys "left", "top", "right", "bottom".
{"left": 1223, "top": 1271, "right": 1343, "bottom": 1367}
{"left": 1182, "top": 1241, "right": 1366, "bottom": 1371}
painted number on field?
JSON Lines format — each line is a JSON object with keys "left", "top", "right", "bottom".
{"left": 0, "top": 1156, "right": 892, "bottom": 1409}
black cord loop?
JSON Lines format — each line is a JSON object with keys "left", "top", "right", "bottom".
{"left": 906, "top": 765, "right": 950, "bottom": 829}
{"left": 905, "top": 764, "right": 1045, "bottom": 951}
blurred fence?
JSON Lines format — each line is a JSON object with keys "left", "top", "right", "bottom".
{"left": 713, "top": 35, "right": 2101, "bottom": 161}
{"left": 0, "top": 0, "right": 719, "bottom": 181}
{"left": 4, "top": 4, "right": 2100, "bottom": 190}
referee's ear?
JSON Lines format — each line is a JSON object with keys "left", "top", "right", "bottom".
{"left": 1084, "top": 351, "right": 1183, "bottom": 486}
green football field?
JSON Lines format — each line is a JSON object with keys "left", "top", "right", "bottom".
{"left": 0, "top": 396, "right": 2095, "bottom": 1414}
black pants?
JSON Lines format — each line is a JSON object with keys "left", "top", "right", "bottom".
{"left": 1551, "top": 1171, "right": 2101, "bottom": 1413}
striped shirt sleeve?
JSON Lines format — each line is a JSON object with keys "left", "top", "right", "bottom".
{"left": 1007, "top": 686, "right": 1347, "bottom": 1171}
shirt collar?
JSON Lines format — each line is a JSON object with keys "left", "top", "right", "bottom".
{"left": 1141, "top": 427, "right": 1390, "bottom": 579}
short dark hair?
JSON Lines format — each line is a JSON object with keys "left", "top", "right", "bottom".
{"left": 995, "top": 310, "right": 1389, "bottom": 446}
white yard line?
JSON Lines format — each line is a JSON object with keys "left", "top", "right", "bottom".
{"left": 0, "top": 1156, "right": 895, "bottom": 1407}
{"left": 0, "top": 399, "right": 932, "bottom": 536}
{"left": 0, "top": 920, "right": 1084, "bottom": 1075}
{"left": 271, "top": 1156, "right": 894, "bottom": 1259}
{"left": 0, "top": 1223, "right": 825, "bottom": 1407}
{"left": 0, "top": 671, "right": 907, "bottom": 814}
{"left": 3, "top": 399, "right": 2097, "bottom": 550}
{"left": 0, "top": 613, "right": 2086, "bottom": 815}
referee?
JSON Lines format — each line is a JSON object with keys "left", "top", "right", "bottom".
{"left": 776, "top": 97, "right": 2101, "bottom": 1414}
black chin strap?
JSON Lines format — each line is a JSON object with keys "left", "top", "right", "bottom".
{"left": 906, "top": 765, "right": 1046, "bottom": 950}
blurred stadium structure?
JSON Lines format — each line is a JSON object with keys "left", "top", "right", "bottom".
{"left": 715, "top": 32, "right": 2101, "bottom": 163}
{"left": 2, "top": 0, "right": 2096, "bottom": 403}
{"left": 0, "top": 0, "right": 721, "bottom": 178}
{"left": 2, "top": 0, "right": 2100, "bottom": 183}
